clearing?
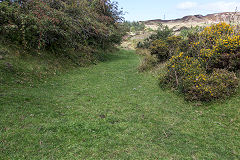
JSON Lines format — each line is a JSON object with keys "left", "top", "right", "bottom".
{"left": 0, "top": 50, "right": 239, "bottom": 159}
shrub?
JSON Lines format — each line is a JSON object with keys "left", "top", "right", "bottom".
{"left": 138, "top": 54, "right": 158, "bottom": 72}
{"left": 150, "top": 40, "right": 169, "bottom": 61}
{"left": 150, "top": 24, "right": 174, "bottom": 41}
{"left": 0, "top": 0, "right": 125, "bottom": 63}
{"left": 159, "top": 23, "right": 240, "bottom": 101}
{"left": 166, "top": 35, "right": 182, "bottom": 56}
{"left": 149, "top": 35, "right": 182, "bottom": 61}
{"left": 186, "top": 69, "right": 238, "bottom": 101}
{"left": 161, "top": 51, "right": 239, "bottom": 101}
{"left": 180, "top": 26, "right": 204, "bottom": 40}
{"left": 189, "top": 23, "right": 240, "bottom": 71}
{"left": 161, "top": 52, "right": 205, "bottom": 88}
{"left": 137, "top": 24, "right": 174, "bottom": 49}
{"left": 123, "top": 21, "right": 145, "bottom": 32}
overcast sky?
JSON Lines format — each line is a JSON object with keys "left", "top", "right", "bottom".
{"left": 116, "top": 0, "right": 240, "bottom": 21}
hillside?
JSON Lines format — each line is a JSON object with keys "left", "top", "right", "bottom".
{"left": 142, "top": 12, "right": 240, "bottom": 30}
{"left": 121, "top": 12, "right": 240, "bottom": 50}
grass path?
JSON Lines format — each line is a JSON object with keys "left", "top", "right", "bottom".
{"left": 0, "top": 50, "right": 239, "bottom": 159}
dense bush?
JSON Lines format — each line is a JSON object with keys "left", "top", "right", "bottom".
{"left": 137, "top": 24, "right": 181, "bottom": 62}
{"left": 137, "top": 24, "right": 174, "bottom": 49}
{"left": 149, "top": 40, "right": 169, "bottom": 61}
{"left": 186, "top": 69, "right": 238, "bottom": 101}
{"left": 0, "top": 0, "right": 125, "bottom": 62}
{"left": 148, "top": 35, "right": 182, "bottom": 61}
{"left": 159, "top": 23, "right": 239, "bottom": 101}
{"left": 190, "top": 23, "right": 240, "bottom": 71}
{"left": 150, "top": 24, "right": 174, "bottom": 41}
{"left": 138, "top": 54, "right": 158, "bottom": 72}
{"left": 137, "top": 25, "right": 182, "bottom": 72}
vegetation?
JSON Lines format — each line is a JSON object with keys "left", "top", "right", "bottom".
{"left": 179, "top": 26, "right": 204, "bottom": 40}
{"left": 137, "top": 23, "right": 239, "bottom": 101}
{"left": 1, "top": 50, "right": 240, "bottom": 159}
{"left": 158, "top": 23, "right": 240, "bottom": 101}
{"left": 0, "top": 0, "right": 125, "bottom": 63}
{"left": 123, "top": 21, "right": 145, "bottom": 32}
{"left": 137, "top": 24, "right": 174, "bottom": 49}
{"left": 137, "top": 25, "right": 181, "bottom": 62}
{"left": 0, "top": 0, "right": 127, "bottom": 87}
{"left": 1, "top": 1, "right": 239, "bottom": 158}
{"left": 138, "top": 52, "right": 158, "bottom": 72}
{"left": 150, "top": 35, "right": 182, "bottom": 61}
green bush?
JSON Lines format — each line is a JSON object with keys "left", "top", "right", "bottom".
{"left": 149, "top": 35, "right": 182, "bottom": 61}
{"left": 150, "top": 24, "right": 174, "bottom": 41}
{"left": 0, "top": 0, "right": 125, "bottom": 62}
{"left": 138, "top": 54, "right": 158, "bottom": 72}
{"left": 159, "top": 23, "right": 240, "bottom": 101}
{"left": 150, "top": 40, "right": 169, "bottom": 61}
{"left": 137, "top": 24, "right": 174, "bottom": 49}
{"left": 186, "top": 69, "right": 238, "bottom": 101}
{"left": 180, "top": 26, "right": 204, "bottom": 40}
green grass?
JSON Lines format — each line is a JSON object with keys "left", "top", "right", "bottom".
{"left": 0, "top": 50, "right": 240, "bottom": 159}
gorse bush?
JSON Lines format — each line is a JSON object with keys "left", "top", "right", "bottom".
{"left": 161, "top": 52, "right": 238, "bottom": 101}
{"left": 149, "top": 35, "right": 182, "bottom": 61}
{"left": 149, "top": 40, "right": 169, "bottom": 61}
{"left": 190, "top": 22, "right": 240, "bottom": 71}
{"left": 0, "top": 0, "right": 125, "bottom": 62}
{"left": 159, "top": 22, "right": 239, "bottom": 101}
{"left": 187, "top": 69, "right": 238, "bottom": 101}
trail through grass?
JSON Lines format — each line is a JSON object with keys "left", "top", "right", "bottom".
{"left": 0, "top": 50, "right": 239, "bottom": 159}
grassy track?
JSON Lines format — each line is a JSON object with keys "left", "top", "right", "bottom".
{"left": 0, "top": 50, "right": 239, "bottom": 159}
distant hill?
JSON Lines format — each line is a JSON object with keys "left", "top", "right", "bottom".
{"left": 139, "top": 12, "right": 240, "bottom": 31}
{"left": 141, "top": 12, "right": 240, "bottom": 24}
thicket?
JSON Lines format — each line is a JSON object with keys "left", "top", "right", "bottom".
{"left": 0, "top": 0, "right": 125, "bottom": 64}
{"left": 137, "top": 23, "right": 239, "bottom": 101}
{"left": 159, "top": 23, "right": 239, "bottom": 101}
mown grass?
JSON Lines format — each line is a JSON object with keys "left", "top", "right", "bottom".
{"left": 0, "top": 50, "right": 240, "bottom": 159}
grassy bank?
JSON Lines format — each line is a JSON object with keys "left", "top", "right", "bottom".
{"left": 0, "top": 50, "right": 239, "bottom": 159}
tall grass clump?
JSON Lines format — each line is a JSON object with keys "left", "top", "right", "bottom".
{"left": 138, "top": 53, "right": 158, "bottom": 72}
